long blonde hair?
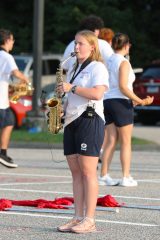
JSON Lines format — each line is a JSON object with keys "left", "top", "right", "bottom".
{"left": 75, "top": 30, "right": 103, "bottom": 62}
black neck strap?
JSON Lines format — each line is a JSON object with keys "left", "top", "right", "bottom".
{"left": 70, "top": 58, "right": 91, "bottom": 84}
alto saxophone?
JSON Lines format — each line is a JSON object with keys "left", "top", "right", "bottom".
{"left": 9, "top": 83, "right": 34, "bottom": 104}
{"left": 46, "top": 52, "right": 77, "bottom": 134}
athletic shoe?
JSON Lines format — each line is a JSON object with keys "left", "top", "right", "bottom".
{"left": 98, "top": 174, "right": 119, "bottom": 186}
{"left": 71, "top": 217, "right": 96, "bottom": 234}
{"left": 0, "top": 153, "right": 18, "bottom": 168}
{"left": 119, "top": 176, "right": 138, "bottom": 187}
{"left": 57, "top": 218, "right": 81, "bottom": 232}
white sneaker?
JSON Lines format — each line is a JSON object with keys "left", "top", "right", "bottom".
{"left": 98, "top": 174, "right": 119, "bottom": 186}
{"left": 119, "top": 176, "right": 138, "bottom": 187}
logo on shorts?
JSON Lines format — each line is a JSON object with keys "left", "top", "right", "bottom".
{"left": 81, "top": 143, "right": 87, "bottom": 151}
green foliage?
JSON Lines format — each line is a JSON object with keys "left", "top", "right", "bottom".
{"left": 11, "top": 129, "right": 151, "bottom": 145}
{"left": 0, "top": 0, "right": 159, "bottom": 66}
{"left": 11, "top": 129, "right": 63, "bottom": 143}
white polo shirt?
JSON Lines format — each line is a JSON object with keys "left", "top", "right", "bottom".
{"left": 0, "top": 50, "right": 18, "bottom": 108}
{"left": 64, "top": 61, "right": 109, "bottom": 127}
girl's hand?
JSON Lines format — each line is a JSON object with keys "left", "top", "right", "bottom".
{"left": 142, "top": 96, "right": 154, "bottom": 106}
{"left": 132, "top": 100, "right": 139, "bottom": 107}
{"left": 62, "top": 82, "right": 72, "bottom": 93}
{"left": 56, "top": 82, "right": 72, "bottom": 94}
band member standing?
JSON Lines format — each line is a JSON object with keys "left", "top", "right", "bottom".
{"left": 99, "top": 33, "right": 154, "bottom": 187}
{"left": 0, "top": 28, "right": 29, "bottom": 168}
{"left": 57, "top": 30, "right": 109, "bottom": 233}
{"left": 62, "top": 15, "right": 113, "bottom": 72}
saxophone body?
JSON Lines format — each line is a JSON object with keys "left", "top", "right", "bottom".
{"left": 46, "top": 52, "right": 76, "bottom": 134}
{"left": 46, "top": 67, "right": 63, "bottom": 134}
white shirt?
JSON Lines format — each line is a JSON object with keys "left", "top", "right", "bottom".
{"left": 104, "top": 53, "right": 135, "bottom": 100}
{"left": 64, "top": 61, "right": 109, "bottom": 127}
{"left": 0, "top": 50, "right": 18, "bottom": 108}
{"left": 62, "top": 39, "right": 113, "bottom": 71}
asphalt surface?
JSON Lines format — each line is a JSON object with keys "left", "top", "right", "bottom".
{"left": 0, "top": 142, "right": 160, "bottom": 240}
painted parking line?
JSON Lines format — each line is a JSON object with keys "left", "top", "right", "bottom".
{"left": 0, "top": 188, "right": 160, "bottom": 202}
{"left": 0, "top": 188, "right": 72, "bottom": 194}
{"left": 108, "top": 167, "right": 160, "bottom": 173}
{"left": 0, "top": 181, "right": 72, "bottom": 186}
{"left": 0, "top": 172, "right": 72, "bottom": 178}
{"left": 137, "top": 179, "right": 160, "bottom": 183}
{"left": 0, "top": 211, "right": 159, "bottom": 227}
{"left": 114, "top": 195, "right": 160, "bottom": 201}
{"left": 0, "top": 172, "right": 159, "bottom": 183}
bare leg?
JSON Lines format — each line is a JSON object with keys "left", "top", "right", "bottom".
{"left": 117, "top": 124, "right": 133, "bottom": 177}
{"left": 100, "top": 123, "right": 118, "bottom": 177}
{"left": 78, "top": 155, "right": 98, "bottom": 218}
{"left": 0, "top": 126, "right": 13, "bottom": 149}
{"left": 67, "top": 154, "right": 84, "bottom": 218}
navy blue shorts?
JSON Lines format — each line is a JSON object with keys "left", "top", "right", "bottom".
{"left": 64, "top": 113, "right": 105, "bottom": 157}
{"left": 0, "top": 108, "right": 14, "bottom": 128}
{"left": 103, "top": 98, "right": 134, "bottom": 127}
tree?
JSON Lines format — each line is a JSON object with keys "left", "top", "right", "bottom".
{"left": 0, "top": 0, "right": 159, "bottom": 67}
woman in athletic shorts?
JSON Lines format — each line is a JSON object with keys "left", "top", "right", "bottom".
{"left": 99, "top": 33, "right": 153, "bottom": 187}
{"left": 57, "top": 30, "right": 109, "bottom": 233}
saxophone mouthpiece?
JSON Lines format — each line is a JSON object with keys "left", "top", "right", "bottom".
{"left": 71, "top": 52, "right": 78, "bottom": 57}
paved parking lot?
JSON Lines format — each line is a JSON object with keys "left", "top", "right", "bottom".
{"left": 0, "top": 147, "right": 160, "bottom": 240}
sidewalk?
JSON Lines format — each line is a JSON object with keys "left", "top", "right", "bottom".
{"left": 133, "top": 126, "right": 160, "bottom": 146}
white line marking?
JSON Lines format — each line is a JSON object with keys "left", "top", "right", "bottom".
{"left": 0, "top": 188, "right": 72, "bottom": 194}
{"left": 0, "top": 181, "right": 72, "bottom": 186}
{"left": 0, "top": 188, "right": 160, "bottom": 201}
{"left": 0, "top": 211, "right": 159, "bottom": 227}
{"left": 0, "top": 172, "right": 160, "bottom": 183}
{"left": 137, "top": 179, "right": 160, "bottom": 183}
{"left": 112, "top": 167, "right": 160, "bottom": 172}
{"left": 0, "top": 172, "right": 72, "bottom": 178}
{"left": 114, "top": 195, "right": 160, "bottom": 201}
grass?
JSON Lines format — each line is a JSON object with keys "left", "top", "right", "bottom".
{"left": 11, "top": 129, "right": 152, "bottom": 145}
{"left": 11, "top": 129, "right": 63, "bottom": 143}
{"left": 131, "top": 137, "right": 151, "bottom": 145}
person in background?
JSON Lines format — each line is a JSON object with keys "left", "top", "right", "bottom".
{"left": 99, "top": 33, "right": 154, "bottom": 187}
{"left": 0, "top": 28, "right": 29, "bottom": 168}
{"left": 62, "top": 15, "right": 113, "bottom": 71}
{"left": 98, "top": 27, "right": 115, "bottom": 163}
{"left": 99, "top": 27, "right": 115, "bottom": 46}
{"left": 57, "top": 30, "right": 109, "bottom": 233}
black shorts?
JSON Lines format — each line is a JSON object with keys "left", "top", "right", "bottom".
{"left": 0, "top": 108, "right": 14, "bottom": 128}
{"left": 103, "top": 98, "right": 134, "bottom": 127}
{"left": 64, "top": 113, "right": 105, "bottom": 157}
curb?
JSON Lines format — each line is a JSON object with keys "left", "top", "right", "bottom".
{"left": 10, "top": 141, "right": 160, "bottom": 151}
{"left": 10, "top": 141, "right": 63, "bottom": 149}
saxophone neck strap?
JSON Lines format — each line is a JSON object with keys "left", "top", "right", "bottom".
{"left": 70, "top": 58, "right": 91, "bottom": 84}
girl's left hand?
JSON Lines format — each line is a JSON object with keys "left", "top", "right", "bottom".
{"left": 62, "top": 82, "right": 72, "bottom": 93}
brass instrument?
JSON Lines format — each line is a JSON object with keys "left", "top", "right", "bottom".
{"left": 46, "top": 52, "right": 77, "bottom": 134}
{"left": 9, "top": 83, "right": 34, "bottom": 103}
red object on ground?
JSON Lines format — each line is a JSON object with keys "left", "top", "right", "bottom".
{"left": 0, "top": 195, "right": 121, "bottom": 211}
